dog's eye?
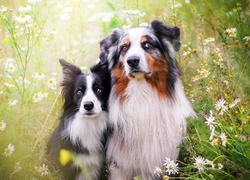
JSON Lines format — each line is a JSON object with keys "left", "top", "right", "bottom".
{"left": 76, "top": 90, "right": 82, "bottom": 96}
{"left": 144, "top": 42, "right": 152, "bottom": 48}
{"left": 96, "top": 88, "right": 103, "bottom": 94}
{"left": 121, "top": 45, "right": 129, "bottom": 52}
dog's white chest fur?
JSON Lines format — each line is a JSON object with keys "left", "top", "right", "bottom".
{"left": 63, "top": 112, "right": 108, "bottom": 179}
{"left": 108, "top": 78, "right": 195, "bottom": 178}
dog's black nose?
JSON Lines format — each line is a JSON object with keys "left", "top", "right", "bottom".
{"left": 84, "top": 101, "right": 94, "bottom": 111}
{"left": 127, "top": 56, "right": 140, "bottom": 68}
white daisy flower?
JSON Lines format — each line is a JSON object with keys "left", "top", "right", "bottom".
{"left": 243, "top": 36, "right": 250, "bottom": 41}
{"left": 6, "top": 62, "right": 17, "bottom": 73}
{"left": 165, "top": 160, "right": 179, "bottom": 175}
{"left": 0, "top": 6, "right": 7, "bottom": 13}
{"left": 47, "top": 77, "right": 57, "bottom": 90}
{"left": 220, "top": 133, "right": 227, "bottom": 146}
{"left": 230, "top": 98, "right": 241, "bottom": 108}
{"left": 205, "top": 111, "right": 217, "bottom": 130}
{"left": 32, "top": 72, "right": 45, "bottom": 80}
{"left": 18, "top": 4, "right": 31, "bottom": 13}
{"left": 39, "top": 91, "right": 48, "bottom": 98}
{"left": 194, "top": 156, "right": 207, "bottom": 172}
{"left": 4, "top": 144, "right": 15, "bottom": 157}
{"left": 15, "top": 14, "right": 32, "bottom": 24}
{"left": 4, "top": 82, "right": 15, "bottom": 88}
{"left": 205, "top": 159, "right": 215, "bottom": 169}
{"left": 0, "top": 120, "right": 6, "bottom": 131}
{"left": 8, "top": 99, "right": 18, "bottom": 106}
{"left": 37, "top": 164, "right": 49, "bottom": 176}
{"left": 33, "top": 93, "right": 43, "bottom": 103}
{"left": 214, "top": 98, "right": 228, "bottom": 115}
{"left": 153, "top": 167, "right": 162, "bottom": 177}
{"left": 218, "top": 163, "right": 224, "bottom": 170}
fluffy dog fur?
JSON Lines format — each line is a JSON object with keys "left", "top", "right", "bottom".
{"left": 100, "top": 20, "right": 196, "bottom": 179}
{"left": 46, "top": 59, "right": 111, "bottom": 180}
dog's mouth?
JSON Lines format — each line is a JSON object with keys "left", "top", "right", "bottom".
{"left": 83, "top": 112, "right": 100, "bottom": 118}
{"left": 129, "top": 70, "right": 152, "bottom": 79}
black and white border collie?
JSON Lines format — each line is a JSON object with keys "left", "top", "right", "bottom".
{"left": 46, "top": 59, "right": 110, "bottom": 180}
{"left": 100, "top": 20, "right": 196, "bottom": 179}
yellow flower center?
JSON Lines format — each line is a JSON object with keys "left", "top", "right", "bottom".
{"left": 21, "top": 14, "right": 25, "bottom": 18}
{"left": 49, "top": 80, "right": 53, "bottom": 84}
{"left": 198, "top": 162, "right": 203, "bottom": 166}
{"left": 0, "top": 122, "right": 2, "bottom": 127}
{"left": 41, "top": 168, "right": 46, "bottom": 173}
{"left": 22, "top": 4, "right": 27, "bottom": 8}
{"left": 212, "top": 139, "right": 218, "bottom": 145}
{"left": 5, "top": 148, "right": 10, "bottom": 153}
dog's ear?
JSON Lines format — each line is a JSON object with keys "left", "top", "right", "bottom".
{"left": 59, "top": 59, "right": 82, "bottom": 82}
{"left": 99, "top": 29, "right": 124, "bottom": 70}
{"left": 151, "top": 20, "right": 181, "bottom": 51}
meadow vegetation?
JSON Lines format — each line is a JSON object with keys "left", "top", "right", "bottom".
{"left": 0, "top": 0, "right": 249, "bottom": 179}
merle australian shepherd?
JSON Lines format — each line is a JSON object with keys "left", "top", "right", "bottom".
{"left": 46, "top": 59, "right": 110, "bottom": 180}
{"left": 100, "top": 20, "right": 196, "bottom": 179}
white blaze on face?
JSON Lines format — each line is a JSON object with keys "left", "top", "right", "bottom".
{"left": 123, "top": 28, "right": 151, "bottom": 77}
{"left": 79, "top": 75, "right": 102, "bottom": 117}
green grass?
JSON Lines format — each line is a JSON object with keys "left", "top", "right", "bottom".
{"left": 0, "top": 0, "right": 249, "bottom": 179}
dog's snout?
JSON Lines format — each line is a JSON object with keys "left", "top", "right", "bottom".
{"left": 127, "top": 56, "right": 140, "bottom": 68}
{"left": 84, "top": 101, "right": 94, "bottom": 111}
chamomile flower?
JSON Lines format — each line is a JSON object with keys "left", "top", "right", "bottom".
{"left": 39, "top": 91, "right": 48, "bottom": 98}
{"left": 6, "top": 62, "right": 17, "bottom": 73}
{"left": 37, "top": 164, "right": 49, "bottom": 176}
{"left": 211, "top": 138, "right": 218, "bottom": 146}
{"left": 0, "top": 6, "right": 7, "bottom": 13}
{"left": 18, "top": 4, "right": 31, "bottom": 13}
{"left": 194, "top": 156, "right": 207, "bottom": 172}
{"left": 218, "top": 163, "right": 223, "bottom": 170}
{"left": 47, "top": 77, "right": 57, "bottom": 90}
{"left": 33, "top": 93, "right": 43, "bottom": 103}
{"left": 8, "top": 99, "right": 18, "bottom": 106}
{"left": 205, "top": 111, "right": 216, "bottom": 130}
{"left": 4, "top": 144, "right": 15, "bottom": 157}
{"left": 205, "top": 159, "right": 215, "bottom": 169}
{"left": 164, "top": 158, "right": 179, "bottom": 175}
{"left": 32, "top": 72, "right": 45, "bottom": 80}
{"left": 225, "top": 28, "right": 237, "bottom": 38}
{"left": 0, "top": 120, "right": 6, "bottom": 131}
{"left": 15, "top": 14, "right": 32, "bottom": 24}
{"left": 229, "top": 98, "right": 240, "bottom": 108}
{"left": 243, "top": 36, "right": 250, "bottom": 41}
{"left": 153, "top": 167, "right": 162, "bottom": 177}
{"left": 214, "top": 98, "right": 228, "bottom": 115}
{"left": 220, "top": 133, "right": 227, "bottom": 146}
{"left": 203, "top": 37, "right": 215, "bottom": 45}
